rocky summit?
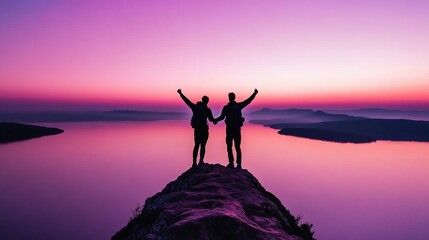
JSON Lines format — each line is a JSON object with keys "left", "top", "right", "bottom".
{"left": 113, "top": 164, "right": 314, "bottom": 240}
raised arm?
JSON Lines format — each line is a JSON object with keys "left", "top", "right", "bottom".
{"left": 177, "top": 89, "right": 195, "bottom": 109}
{"left": 239, "top": 89, "right": 258, "bottom": 108}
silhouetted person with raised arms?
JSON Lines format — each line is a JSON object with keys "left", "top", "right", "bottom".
{"left": 178, "top": 89, "right": 216, "bottom": 167}
{"left": 216, "top": 89, "right": 258, "bottom": 169}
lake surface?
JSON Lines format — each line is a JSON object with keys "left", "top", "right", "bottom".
{"left": 1, "top": 121, "right": 428, "bottom": 240}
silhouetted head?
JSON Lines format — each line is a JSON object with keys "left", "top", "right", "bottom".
{"left": 228, "top": 92, "right": 236, "bottom": 102}
{"left": 202, "top": 96, "right": 209, "bottom": 104}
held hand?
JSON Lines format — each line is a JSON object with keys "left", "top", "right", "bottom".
{"left": 213, "top": 120, "right": 218, "bottom": 125}
{"left": 254, "top": 88, "right": 258, "bottom": 94}
{"left": 177, "top": 88, "right": 182, "bottom": 94}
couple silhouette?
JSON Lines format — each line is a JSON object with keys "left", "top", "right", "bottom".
{"left": 178, "top": 89, "right": 258, "bottom": 169}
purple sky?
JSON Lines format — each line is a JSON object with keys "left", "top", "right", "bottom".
{"left": 1, "top": 0, "right": 428, "bottom": 111}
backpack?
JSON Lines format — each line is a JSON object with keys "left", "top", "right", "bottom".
{"left": 191, "top": 102, "right": 207, "bottom": 129}
{"left": 225, "top": 102, "right": 245, "bottom": 128}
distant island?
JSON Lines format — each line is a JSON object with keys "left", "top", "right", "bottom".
{"left": 113, "top": 164, "right": 314, "bottom": 240}
{"left": 0, "top": 122, "right": 63, "bottom": 143}
{"left": 249, "top": 108, "right": 429, "bottom": 143}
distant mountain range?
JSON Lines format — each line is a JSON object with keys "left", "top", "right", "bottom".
{"left": 248, "top": 108, "right": 363, "bottom": 125}
{"left": 0, "top": 110, "right": 187, "bottom": 123}
{"left": 324, "top": 108, "right": 429, "bottom": 121}
{"left": 248, "top": 108, "right": 429, "bottom": 143}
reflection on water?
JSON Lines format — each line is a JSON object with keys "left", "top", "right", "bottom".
{"left": 1, "top": 121, "right": 428, "bottom": 240}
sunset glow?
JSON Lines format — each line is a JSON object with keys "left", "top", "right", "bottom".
{"left": 1, "top": 0, "right": 428, "bottom": 111}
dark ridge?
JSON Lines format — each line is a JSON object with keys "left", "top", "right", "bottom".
{"left": 0, "top": 122, "right": 63, "bottom": 143}
{"left": 278, "top": 128, "right": 375, "bottom": 143}
{"left": 112, "top": 164, "right": 314, "bottom": 240}
{"left": 274, "top": 119, "right": 429, "bottom": 143}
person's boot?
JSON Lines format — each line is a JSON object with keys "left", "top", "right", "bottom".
{"left": 192, "top": 160, "right": 197, "bottom": 167}
{"left": 226, "top": 162, "right": 234, "bottom": 168}
{"left": 236, "top": 164, "right": 242, "bottom": 169}
{"left": 198, "top": 160, "right": 205, "bottom": 166}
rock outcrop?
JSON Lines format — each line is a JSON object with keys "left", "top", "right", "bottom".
{"left": 113, "top": 164, "right": 314, "bottom": 240}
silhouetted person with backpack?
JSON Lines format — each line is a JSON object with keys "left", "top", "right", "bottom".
{"left": 178, "top": 89, "right": 217, "bottom": 167}
{"left": 216, "top": 89, "right": 258, "bottom": 169}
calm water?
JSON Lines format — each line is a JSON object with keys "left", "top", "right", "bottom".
{"left": 1, "top": 121, "right": 428, "bottom": 240}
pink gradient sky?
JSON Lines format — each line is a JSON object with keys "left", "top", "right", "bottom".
{"left": 1, "top": 0, "right": 428, "bottom": 111}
